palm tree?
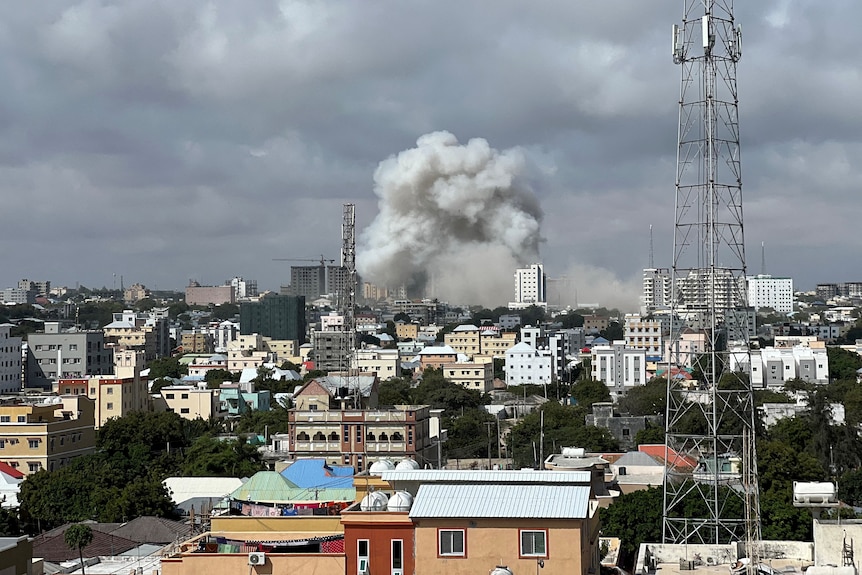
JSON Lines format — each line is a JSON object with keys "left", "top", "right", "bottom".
{"left": 64, "top": 523, "right": 93, "bottom": 575}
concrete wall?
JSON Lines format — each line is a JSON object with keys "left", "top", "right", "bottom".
{"left": 814, "top": 520, "right": 862, "bottom": 569}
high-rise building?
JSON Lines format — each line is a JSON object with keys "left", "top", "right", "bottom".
{"left": 230, "top": 277, "right": 258, "bottom": 300}
{"left": 508, "top": 263, "right": 546, "bottom": 309}
{"left": 641, "top": 268, "right": 672, "bottom": 314}
{"left": 240, "top": 295, "right": 307, "bottom": 343}
{"left": 289, "top": 266, "right": 326, "bottom": 301}
{"left": 746, "top": 274, "right": 794, "bottom": 313}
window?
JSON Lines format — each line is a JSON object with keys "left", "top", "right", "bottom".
{"left": 181, "top": 393, "right": 189, "bottom": 399}
{"left": 0, "top": 440, "right": 5, "bottom": 448}
{"left": 180, "top": 408, "right": 190, "bottom": 414}
{"left": 519, "top": 530, "right": 547, "bottom": 558}
{"left": 28, "top": 462, "right": 41, "bottom": 472}
{"left": 17, "top": 416, "right": 26, "bottom": 423}
{"left": 107, "top": 403, "right": 114, "bottom": 410}
{"left": 165, "top": 393, "right": 175, "bottom": 399}
{"left": 0, "top": 416, "right": 9, "bottom": 423}
{"left": 392, "top": 539, "right": 403, "bottom": 574}
{"left": 28, "top": 439, "right": 40, "bottom": 449}
{"left": 107, "top": 387, "right": 113, "bottom": 394}
{"left": 438, "top": 529, "right": 465, "bottom": 557}
{"left": 90, "top": 387, "right": 96, "bottom": 395}
{"left": 357, "top": 540, "right": 369, "bottom": 574}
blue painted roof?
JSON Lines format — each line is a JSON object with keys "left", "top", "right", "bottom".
{"left": 280, "top": 459, "right": 355, "bottom": 489}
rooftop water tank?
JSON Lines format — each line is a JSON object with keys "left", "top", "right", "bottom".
{"left": 793, "top": 481, "right": 837, "bottom": 506}
{"left": 562, "top": 447, "right": 586, "bottom": 458}
{"left": 396, "top": 458, "right": 420, "bottom": 470}
{"left": 387, "top": 491, "right": 414, "bottom": 512}
{"left": 490, "top": 567, "right": 514, "bottom": 575}
{"left": 360, "top": 491, "right": 389, "bottom": 511}
{"left": 369, "top": 459, "right": 395, "bottom": 476}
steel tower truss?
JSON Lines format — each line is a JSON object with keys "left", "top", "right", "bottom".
{"left": 340, "top": 203, "right": 357, "bottom": 371}
{"left": 663, "top": 0, "right": 761, "bottom": 549}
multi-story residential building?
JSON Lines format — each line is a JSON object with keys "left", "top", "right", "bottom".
{"left": 731, "top": 342, "right": 829, "bottom": 388}
{"left": 519, "top": 326, "right": 570, "bottom": 381}
{"left": 186, "top": 354, "right": 229, "bottom": 379}
{"left": 480, "top": 330, "right": 518, "bottom": 358}
{"left": 229, "top": 276, "right": 258, "bottom": 300}
{"left": 443, "top": 358, "right": 494, "bottom": 392}
{"left": 240, "top": 295, "right": 307, "bottom": 343}
{"left": 26, "top": 323, "right": 112, "bottom": 389}
{"left": 185, "top": 281, "right": 235, "bottom": 306}
{"left": 19, "top": 279, "right": 50, "bottom": 296}
{"left": 287, "top": 265, "right": 326, "bottom": 301}
{"left": 155, "top": 386, "right": 227, "bottom": 420}
{"left": 262, "top": 338, "right": 300, "bottom": 363}
{"left": 0, "top": 396, "right": 96, "bottom": 475}
{"left": 582, "top": 315, "right": 608, "bottom": 335}
{"left": 181, "top": 332, "right": 213, "bottom": 354}
{"left": 591, "top": 341, "right": 647, "bottom": 399}
{"left": 0, "top": 324, "right": 22, "bottom": 393}
{"left": 320, "top": 311, "right": 344, "bottom": 332}
{"left": 352, "top": 348, "right": 399, "bottom": 381}
{"left": 103, "top": 309, "right": 171, "bottom": 361}
{"left": 390, "top": 300, "right": 439, "bottom": 326}
{"left": 123, "top": 283, "right": 150, "bottom": 304}
{"left": 444, "top": 325, "right": 481, "bottom": 358}
{"left": 641, "top": 267, "right": 672, "bottom": 314}
{"left": 276, "top": 375, "right": 434, "bottom": 471}
{"left": 227, "top": 349, "right": 275, "bottom": 373}
{"left": 816, "top": 283, "right": 840, "bottom": 300}
{"left": 57, "top": 373, "right": 149, "bottom": 429}
{"left": 498, "top": 314, "right": 522, "bottom": 330}
{"left": 395, "top": 322, "right": 419, "bottom": 341}
{"left": 0, "top": 287, "right": 35, "bottom": 305}
{"left": 747, "top": 274, "right": 794, "bottom": 313}
{"left": 664, "top": 328, "right": 708, "bottom": 369}
{"left": 417, "top": 345, "right": 458, "bottom": 371}
{"left": 676, "top": 267, "right": 744, "bottom": 311}
{"left": 624, "top": 314, "right": 663, "bottom": 359}
{"left": 509, "top": 263, "right": 547, "bottom": 309}
{"left": 312, "top": 331, "right": 353, "bottom": 372}
{"left": 504, "top": 342, "right": 552, "bottom": 387}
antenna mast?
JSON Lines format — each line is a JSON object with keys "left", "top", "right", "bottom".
{"left": 341, "top": 204, "right": 357, "bottom": 371}
{"left": 663, "top": 0, "right": 760, "bottom": 554}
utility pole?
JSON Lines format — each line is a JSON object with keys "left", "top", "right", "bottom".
{"left": 485, "top": 421, "right": 493, "bottom": 470}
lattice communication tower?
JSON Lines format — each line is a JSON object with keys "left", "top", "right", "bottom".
{"left": 340, "top": 203, "right": 357, "bottom": 371}
{"left": 662, "top": 0, "right": 761, "bottom": 550}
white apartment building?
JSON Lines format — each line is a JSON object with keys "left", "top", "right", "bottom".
{"left": 623, "top": 314, "right": 663, "bottom": 359}
{"left": 230, "top": 276, "right": 258, "bottom": 300}
{"left": 664, "top": 328, "right": 707, "bottom": 369}
{"left": 746, "top": 275, "right": 793, "bottom": 313}
{"left": 504, "top": 342, "right": 552, "bottom": 386}
{"left": 676, "top": 268, "right": 744, "bottom": 311}
{"left": 508, "top": 263, "right": 547, "bottom": 309}
{"left": 0, "top": 324, "right": 22, "bottom": 393}
{"left": 642, "top": 268, "right": 672, "bottom": 314}
{"left": 730, "top": 343, "right": 829, "bottom": 388}
{"left": 591, "top": 341, "right": 647, "bottom": 400}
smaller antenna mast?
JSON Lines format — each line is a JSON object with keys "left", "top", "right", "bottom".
{"left": 649, "top": 224, "right": 655, "bottom": 268}
{"left": 761, "top": 241, "right": 766, "bottom": 275}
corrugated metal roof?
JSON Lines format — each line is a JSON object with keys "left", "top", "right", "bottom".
{"left": 381, "top": 469, "right": 591, "bottom": 484}
{"left": 409, "top": 483, "right": 591, "bottom": 519}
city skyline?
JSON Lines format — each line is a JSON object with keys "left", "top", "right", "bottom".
{"left": 1, "top": 2, "right": 857, "bottom": 305}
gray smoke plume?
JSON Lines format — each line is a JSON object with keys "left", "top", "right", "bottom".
{"left": 358, "top": 131, "right": 543, "bottom": 304}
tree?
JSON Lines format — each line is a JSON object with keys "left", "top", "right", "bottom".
{"left": 0, "top": 508, "right": 21, "bottom": 537}
{"left": 633, "top": 424, "right": 665, "bottom": 447}
{"left": 147, "top": 357, "right": 187, "bottom": 380}
{"left": 64, "top": 523, "right": 93, "bottom": 575}
{"left": 599, "top": 487, "right": 663, "bottom": 571}
{"left": 204, "top": 369, "right": 235, "bottom": 389}
{"left": 378, "top": 378, "right": 412, "bottom": 406}
{"left": 570, "top": 379, "right": 610, "bottom": 409}
{"left": 827, "top": 347, "right": 862, "bottom": 381}
{"left": 181, "top": 436, "right": 265, "bottom": 477}
{"left": 617, "top": 377, "right": 667, "bottom": 417}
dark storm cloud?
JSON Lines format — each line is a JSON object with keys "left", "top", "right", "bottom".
{"left": 0, "top": 1, "right": 859, "bottom": 303}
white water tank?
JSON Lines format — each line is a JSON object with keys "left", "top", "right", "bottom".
{"left": 793, "top": 481, "right": 837, "bottom": 506}
{"left": 562, "top": 447, "right": 586, "bottom": 458}
{"left": 360, "top": 491, "right": 389, "bottom": 511}
{"left": 369, "top": 459, "right": 395, "bottom": 476}
{"left": 387, "top": 491, "right": 414, "bottom": 512}
{"left": 490, "top": 567, "right": 514, "bottom": 575}
{"left": 396, "top": 458, "right": 420, "bottom": 470}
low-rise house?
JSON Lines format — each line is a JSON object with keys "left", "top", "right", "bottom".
{"left": 155, "top": 386, "right": 227, "bottom": 420}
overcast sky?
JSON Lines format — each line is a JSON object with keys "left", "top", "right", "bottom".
{"left": 1, "top": 1, "right": 859, "bottom": 309}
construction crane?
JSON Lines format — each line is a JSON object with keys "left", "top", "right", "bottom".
{"left": 272, "top": 255, "right": 335, "bottom": 266}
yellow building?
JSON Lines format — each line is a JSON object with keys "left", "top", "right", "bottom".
{"left": 262, "top": 338, "right": 301, "bottom": 363}
{"left": 443, "top": 358, "right": 494, "bottom": 393}
{"left": 480, "top": 331, "right": 518, "bottom": 358}
{"left": 181, "top": 332, "right": 213, "bottom": 354}
{"left": 395, "top": 322, "right": 419, "bottom": 341}
{"left": 444, "top": 325, "right": 481, "bottom": 357}
{"left": 0, "top": 396, "right": 96, "bottom": 475}
{"left": 155, "top": 386, "right": 226, "bottom": 420}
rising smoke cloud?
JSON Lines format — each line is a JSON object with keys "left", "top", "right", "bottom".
{"left": 357, "top": 131, "right": 544, "bottom": 305}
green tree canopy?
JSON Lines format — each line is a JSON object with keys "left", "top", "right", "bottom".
{"left": 181, "top": 436, "right": 265, "bottom": 477}
{"left": 570, "top": 379, "right": 610, "bottom": 409}
{"left": 147, "top": 356, "right": 187, "bottom": 380}
{"left": 617, "top": 377, "right": 667, "bottom": 416}
{"left": 65, "top": 523, "right": 94, "bottom": 575}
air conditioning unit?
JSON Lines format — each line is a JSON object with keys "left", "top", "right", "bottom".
{"left": 248, "top": 552, "right": 266, "bottom": 566}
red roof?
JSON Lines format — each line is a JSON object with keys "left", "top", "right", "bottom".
{"left": 0, "top": 461, "right": 25, "bottom": 479}
{"left": 638, "top": 444, "right": 697, "bottom": 471}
